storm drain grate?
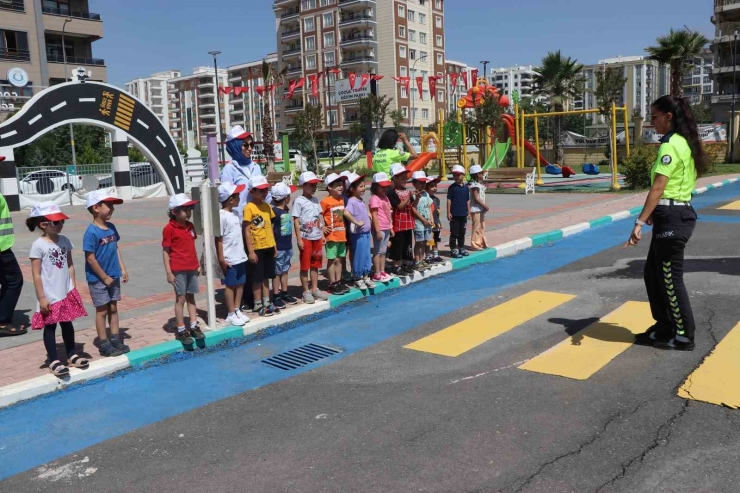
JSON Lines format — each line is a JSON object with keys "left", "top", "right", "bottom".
{"left": 262, "top": 343, "right": 342, "bottom": 370}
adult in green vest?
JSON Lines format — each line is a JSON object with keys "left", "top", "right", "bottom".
{"left": 0, "top": 192, "right": 26, "bottom": 336}
{"left": 625, "top": 95, "right": 708, "bottom": 351}
{"left": 372, "top": 129, "right": 418, "bottom": 175}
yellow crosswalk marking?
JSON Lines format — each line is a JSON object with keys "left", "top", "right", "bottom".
{"left": 678, "top": 321, "right": 740, "bottom": 409}
{"left": 404, "top": 291, "right": 576, "bottom": 357}
{"left": 718, "top": 200, "right": 740, "bottom": 210}
{"left": 519, "top": 301, "right": 652, "bottom": 380}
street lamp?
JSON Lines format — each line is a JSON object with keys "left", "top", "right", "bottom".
{"left": 62, "top": 17, "right": 76, "bottom": 169}
{"left": 208, "top": 50, "right": 226, "bottom": 166}
{"left": 480, "top": 60, "right": 490, "bottom": 82}
{"left": 410, "top": 54, "right": 428, "bottom": 141}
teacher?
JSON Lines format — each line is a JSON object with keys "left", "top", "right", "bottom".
{"left": 372, "top": 129, "right": 418, "bottom": 175}
{"left": 219, "top": 125, "right": 268, "bottom": 217}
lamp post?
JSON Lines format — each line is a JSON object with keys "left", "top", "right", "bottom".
{"left": 480, "top": 60, "right": 490, "bottom": 82}
{"left": 410, "top": 54, "right": 428, "bottom": 141}
{"left": 62, "top": 18, "right": 76, "bottom": 169}
{"left": 208, "top": 50, "right": 226, "bottom": 166}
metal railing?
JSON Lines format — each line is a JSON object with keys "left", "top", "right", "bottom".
{"left": 0, "top": 48, "right": 31, "bottom": 62}
{"left": 41, "top": 6, "right": 101, "bottom": 20}
{"left": 46, "top": 54, "right": 105, "bottom": 65}
{"left": 0, "top": 0, "right": 24, "bottom": 12}
{"left": 281, "top": 9, "right": 300, "bottom": 18}
{"left": 339, "top": 14, "right": 375, "bottom": 25}
{"left": 282, "top": 29, "right": 301, "bottom": 37}
{"left": 716, "top": 0, "right": 740, "bottom": 7}
{"left": 341, "top": 35, "right": 375, "bottom": 44}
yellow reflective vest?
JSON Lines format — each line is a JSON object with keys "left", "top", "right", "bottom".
{"left": 0, "top": 194, "right": 15, "bottom": 251}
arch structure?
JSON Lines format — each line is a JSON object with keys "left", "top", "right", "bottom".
{"left": 0, "top": 77, "right": 185, "bottom": 211}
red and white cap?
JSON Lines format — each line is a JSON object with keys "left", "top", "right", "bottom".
{"left": 298, "top": 171, "right": 321, "bottom": 185}
{"left": 29, "top": 201, "right": 69, "bottom": 221}
{"left": 390, "top": 163, "right": 409, "bottom": 177}
{"left": 250, "top": 175, "right": 271, "bottom": 190}
{"left": 271, "top": 182, "right": 297, "bottom": 200}
{"left": 324, "top": 173, "right": 343, "bottom": 187}
{"left": 470, "top": 164, "right": 484, "bottom": 175}
{"left": 345, "top": 172, "right": 365, "bottom": 185}
{"left": 411, "top": 170, "right": 430, "bottom": 182}
{"left": 218, "top": 182, "right": 247, "bottom": 203}
{"left": 226, "top": 125, "right": 251, "bottom": 142}
{"left": 169, "top": 193, "right": 199, "bottom": 210}
{"left": 86, "top": 190, "right": 124, "bottom": 208}
{"left": 451, "top": 165, "right": 466, "bottom": 175}
{"left": 372, "top": 172, "right": 392, "bottom": 187}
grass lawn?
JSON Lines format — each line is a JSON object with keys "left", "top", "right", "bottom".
{"left": 705, "top": 163, "right": 740, "bottom": 177}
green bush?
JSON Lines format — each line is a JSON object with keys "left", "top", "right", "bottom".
{"left": 620, "top": 145, "right": 656, "bottom": 190}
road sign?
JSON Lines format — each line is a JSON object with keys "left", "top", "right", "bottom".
{"left": 335, "top": 79, "right": 371, "bottom": 104}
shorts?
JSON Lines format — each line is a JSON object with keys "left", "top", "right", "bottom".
{"left": 88, "top": 278, "right": 121, "bottom": 308}
{"left": 373, "top": 230, "right": 391, "bottom": 255}
{"left": 300, "top": 238, "right": 323, "bottom": 271}
{"left": 173, "top": 270, "right": 199, "bottom": 296}
{"left": 325, "top": 241, "right": 347, "bottom": 260}
{"left": 222, "top": 261, "right": 247, "bottom": 287}
{"left": 275, "top": 248, "right": 293, "bottom": 275}
{"left": 248, "top": 248, "right": 276, "bottom": 284}
{"left": 414, "top": 228, "right": 433, "bottom": 242}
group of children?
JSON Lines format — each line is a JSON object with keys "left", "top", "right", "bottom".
{"left": 25, "top": 162, "right": 490, "bottom": 376}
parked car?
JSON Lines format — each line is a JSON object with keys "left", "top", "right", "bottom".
{"left": 97, "top": 163, "right": 162, "bottom": 189}
{"left": 19, "top": 169, "right": 84, "bottom": 195}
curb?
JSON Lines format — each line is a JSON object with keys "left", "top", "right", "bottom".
{"left": 1, "top": 178, "right": 737, "bottom": 409}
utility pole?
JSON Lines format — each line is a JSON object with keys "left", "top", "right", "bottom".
{"left": 62, "top": 18, "right": 76, "bottom": 169}
{"left": 208, "top": 51, "right": 226, "bottom": 166}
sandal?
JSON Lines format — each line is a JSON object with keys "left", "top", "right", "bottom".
{"left": 68, "top": 355, "right": 89, "bottom": 369}
{"left": 49, "top": 360, "right": 69, "bottom": 377}
{"left": 0, "top": 324, "right": 27, "bottom": 337}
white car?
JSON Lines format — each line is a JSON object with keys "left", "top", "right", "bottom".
{"left": 19, "top": 169, "right": 84, "bottom": 195}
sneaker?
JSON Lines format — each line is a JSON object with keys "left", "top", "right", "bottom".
{"left": 355, "top": 278, "right": 367, "bottom": 290}
{"left": 451, "top": 249, "right": 463, "bottom": 259}
{"left": 372, "top": 273, "right": 384, "bottom": 282}
{"left": 273, "top": 296, "right": 287, "bottom": 310}
{"left": 281, "top": 292, "right": 299, "bottom": 305}
{"left": 419, "top": 261, "right": 431, "bottom": 271}
{"left": 634, "top": 323, "right": 670, "bottom": 346}
{"left": 654, "top": 337, "right": 695, "bottom": 351}
{"left": 109, "top": 336, "right": 130, "bottom": 354}
{"left": 413, "top": 262, "right": 426, "bottom": 272}
{"left": 252, "top": 303, "right": 264, "bottom": 314}
{"left": 364, "top": 276, "right": 376, "bottom": 289}
{"left": 401, "top": 265, "right": 416, "bottom": 276}
{"left": 432, "top": 256, "right": 445, "bottom": 264}
{"left": 190, "top": 324, "right": 206, "bottom": 340}
{"left": 303, "top": 291, "right": 316, "bottom": 304}
{"left": 226, "top": 313, "right": 246, "bottom": 326}
{"left": 259, "top": 304, "right": 276, "bottom": 317}
{"left": 330, "top": 282, "right": 350, "bottom": 295}
{"left": 459, "top": 248, "right": 470, "bottom": 257}
{"left": 236, "top": 310, "right": 250, "bottom": 324}
{"left": 389, "top": 266, "right": 403, "bottom": 277}
{"left": 175, "top": 329, "right": 193, "bottom": 345}
{"left": 381, "top": 272, "right": 393, "bottom": 282}
{"left": 312, "top": 289, "right": 330, "bottom": 301}
{"left": 99, "top": 341, "right": 124, "bottom": 357}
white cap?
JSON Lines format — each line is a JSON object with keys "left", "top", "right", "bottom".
{"left": 271, "top": 182, "right": 297, "bottom": 200}
{"left": 426, "top": 175, "right": 442, "bottom": 183}
{"left": 372, "top": 172, "right": 392, "bottom": 186}
{"left": 250, "top": 175, "right": 271, "bottom": 190}
{"left": 390, "top": 163, "right": 409, "bottom": 177}
{"left": 324, "top": 173, "right": 343, "bottom": 187}
{"left": 225, "top": 125, "right": 251, "bottom": 142}
{"left": 86, "top": 190, "right": 124, "bottom": 208}
{"left": 339, "top": 170, "right": 353, "bottom": 181}
{"left": 298, "top": 171, "right": 321, "bottom": 185}
{"left": 345, "top": 172, "right": 365, "bottom": 186}
{"left": 218, "top": 182, "right": 246, "bottom": 203}
{"left": 169, "top": 193, "right": 199, "bottom": 210}
{"left": 29, "top": 201, "right": 69, "bottom": 221}
{"left": 470, "top": 164, "right": 483, "bottom": 175}
{"left": 411, "top": 170, "right": 429, "bottom": 182}
{"left": 451, "top": 165, "right": 466, "bottom": 175}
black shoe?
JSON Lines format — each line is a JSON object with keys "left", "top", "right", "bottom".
{"left": 281, "top": 292, "right": 299, "bottom": 305}
{"left": 634, "top": 324, "right": 671, "bottom": 346}
{"left": 390, "top": 266, "right": 403, "bottom": 276}
{"left": 654, "top": 338, "right": 695, "bottom": 351}
{"left": 175, "top": 329, "right": 193, "bottom": 345}
{"left": 109, "top": 336, "right": 130, "bottom": 354}
{"left": 189, "top": 324, "right": 206, "bottom": 340}
{"left": 99, "top": 341, "right": 124, "bottom": 357}
{"left": 401, "top": 265, "right": 416, "bottom": 276}
{"left": 273, "top": 296, "right": 287, "bottom": 310}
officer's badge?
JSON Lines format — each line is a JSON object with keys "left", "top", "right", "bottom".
{"left": 661, "top": 155, "right": 672, "bottom": 165}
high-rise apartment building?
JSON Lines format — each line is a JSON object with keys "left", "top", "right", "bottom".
{"left": 1, "top": 0, "right": 106, "bottom": 118}
{"left": 226, "top": 55, "right": 278, "bottom": 138}
{"left": 167, "top": 67, "right": 230, "bottom": 149}
{"left": 445, "top": 59, "right": 473, "bottom": 116}
{"left": 711, "top": 1, "right": 740, "bottom": 122}
{"left": 682, "top": 48, "right": 714, "bottom": 105}
{"left": 273, "top": 0, "right": 445, "bottom": 140}
{"left": 124, "top": 70, "right": 181, "bottom": 132}
{"left": 488, "top": 65, "right": 538, "bottom": 107}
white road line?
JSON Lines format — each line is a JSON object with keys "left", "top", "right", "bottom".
{"left": 50, "top": 101, "right": 67, "bottom": 112}
{"left": 28, "top": 114, "right": 42, "bottom": 125}
{"left": 175, "top": 175, "right": 180, "bottom": 190}
{"left": 156, "top": 135, "right": 166, "bottom": 148}
{"left": 79, "top": 98, "right": 96, "bottom": 103}
{"left": 169, "top": 154, "right": 176, "bottom": 167}
{"left": 0, "top": 130, "right": 18, "bottom": 139}
{"left": 137, "top": 119, "right": 149, "bottom": 129}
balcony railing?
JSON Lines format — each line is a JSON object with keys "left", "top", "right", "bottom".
{"left": 281, "top": 29, "right": 301, "bottom": 37}
{"left": 42, "top": 6, "right": 101, "bottom": 20}
{"left": 47, "top": 54, "right": 105, "bottom": 65}
{"left": 281, "top": 9, "right": 300, "bottom": 18}
{"left": 339, "top": 0, "right": 375, "bottom": 4}
{"left": 341, "top": 34, "right": 375, "bottom": 45}
{"left": 0, "top": 0, "right": 24, "bottom": 12}
{"left": 716, "top": 0, "right": 740, "bottom": 8}
{"left": 287, "top": 64, "right": 303, "bottom": 74}
{"left": 341, "top": 55, "right": 376, "bottom": 63}
{"left": 283, "top": 46, "right": 302, "bottom": 55}
{"left": 0, "top": 48, "right": 31, "bottom": 62}
{"left": 339, "top": 14, "right": 375, "bottom": 25}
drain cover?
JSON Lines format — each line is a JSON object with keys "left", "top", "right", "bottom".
{"left": 262, "top": 343, "right": 342, "bottom": 370}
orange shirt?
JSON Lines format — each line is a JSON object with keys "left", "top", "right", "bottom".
{"left": 320, "top": 195, "right": 346, "bottom": 243}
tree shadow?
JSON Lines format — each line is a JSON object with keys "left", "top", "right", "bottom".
{"left": 593, "top": 258, "right": 740, "bottom": 280}
{"left": 548, "top": 317, "right": 636, "bottom": 346}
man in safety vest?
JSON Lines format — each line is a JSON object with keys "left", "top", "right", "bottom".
{"left": 0, "top": 193, "right": 26, "bottom": 336}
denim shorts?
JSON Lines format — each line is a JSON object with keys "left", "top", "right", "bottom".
{"left": 275, "top": 249, "right": 293, "bottom": 275}
{"left": 222, "top": 261, "right": 247, "bottom": 287}
{"left": 88, "top": 278, "right": 121, "bottom": 308}
{"left": 414, "top": 228, "right": 433, "bottom": 242}
{"left": 173, "top": 270, "right": 199, "bottom": 296}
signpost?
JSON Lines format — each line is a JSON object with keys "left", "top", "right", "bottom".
{"left": 334, "top": 79, "right": 371, "bottom": 104}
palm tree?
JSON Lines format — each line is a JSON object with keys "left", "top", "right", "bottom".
{"left": 261, "top": 60, "right": 288, "bottom": 172}
{"left": 533, "top": 51, "right": 585, "bottom": 164}
{"left": 646, "top": 28, "right": 709, "bottom": 96}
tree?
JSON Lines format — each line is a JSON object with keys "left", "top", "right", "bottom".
{"left": 593, "top": 67, "right": 628, "bottom": 171}
{"left": 348, "top": 121, "right": 365, "bottom": 141}
{"left": 533, "top": 51, "right": 585, "bottom": 164}
{"left": 14, "top": 124, "right": 109, "bottom": 167}
{"left": 128, "top": 145, "right": 146, "bottom": 163}
{"left": 471, "top": 90, "right": 505, "bottom": 165}
{"left": 261, "top": 59, "right": 288, "bottom": 172}
{"left": 691, "top": 102, "right": 713, "bottom": 123}
{"left": 291, "top": 103, "right": 323, "bottom": 169}
{"left": 646, "top": 28, "right": 709, "bottom": 96}
{"left": 176, "top": 140, "right": 187, "bottom": 156}
{"left": 358, "top": 94, "right": 392, "bottom": 142}
{"left": 389, "top": 109, "right": 407, "bottom": 134}
{"left": 77, "top": 144, "right": 101, "bottom": 165}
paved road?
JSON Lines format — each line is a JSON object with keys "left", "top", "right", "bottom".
{"left": 2, "top": 185, "right": 740, "bottom": 492}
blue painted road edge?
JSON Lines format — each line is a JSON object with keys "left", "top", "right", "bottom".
{"left": 0, "top": 177, "right": 736, "bottom": 409}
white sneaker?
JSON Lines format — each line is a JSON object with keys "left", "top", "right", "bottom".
{"left": 355, "top": 278, "right": 367, "bottom": 290}
{"left": 312, "top": 289, "right": 330, "bottom": 301}
{"left": 226, "top": 313, "right": 245, "bottom": 326}
{"left": 236, "top": 309, "right": 250, "bottom": 324}
{"left": 364, "top": 276, "right": 376, "bottom": 289}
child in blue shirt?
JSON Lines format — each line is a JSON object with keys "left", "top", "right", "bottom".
{"left": 446, "top": 165, "right": 470, "bottom": 259}
{"left": 271, "top": 182, "right": 298, "bottom": 309}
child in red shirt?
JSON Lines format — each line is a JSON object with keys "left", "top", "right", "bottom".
{"left": 162, "top": 193, "right": 204, "bottom": 345}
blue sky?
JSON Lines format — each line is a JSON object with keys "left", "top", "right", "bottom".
{"left": 94, "top": 0, "right": 714, "bottom": 88}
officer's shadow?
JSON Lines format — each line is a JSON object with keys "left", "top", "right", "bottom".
{"left": 549, "top": 317, "right": 636, "bottom": 346}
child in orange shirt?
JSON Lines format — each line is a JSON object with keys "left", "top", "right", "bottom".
{"left": 321, "top": 173, "right": 350, "bottom": 295}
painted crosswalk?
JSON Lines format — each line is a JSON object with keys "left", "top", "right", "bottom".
{"left": 404, "top": 290, "right": 576, "bottom": 357}
{"left": 718, "top": 200, "right": 740, "bottom": 210}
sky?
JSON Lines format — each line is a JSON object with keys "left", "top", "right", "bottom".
{"left": 94, "top": 0, "right": 715, "bottom": 88}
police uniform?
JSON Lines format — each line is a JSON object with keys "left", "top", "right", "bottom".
{"left": 0, "top": 193, "right": 24, "bottom": 330}
{"left": 640, "top": 132, "right": 698, "bottom": 349}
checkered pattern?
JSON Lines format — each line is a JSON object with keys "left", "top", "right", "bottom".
{"left": 391, "top": 189, "right": 415, "bottom": 232}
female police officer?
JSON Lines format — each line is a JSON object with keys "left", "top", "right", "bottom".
{"left": 625, "top": 95, "right": 708, "bottom": 351}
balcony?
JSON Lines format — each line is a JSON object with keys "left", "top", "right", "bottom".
{"left": 42, "top": 6, "right": 101, "bottom": 20}
{"left": 716, "top": 0, "right": 740, "bottom": 12}
{"left": 283, "top": 46, "right": 302, "bottom": 56}
{"left": 341, "top": 55, "right": 376, "bottom": 65}
{"left": 340, "top": 34, "right": 375, "bottom": 46}
{"left": 201, "top": 122, "right": 217, "bottom": 129}
{"left": 230, "top": 108, "right": 245, "bottom": 115}
{"left": 0, "top": 48, "right": 31, "bottom": 62}
{"left": 200, "top": 102, "right": 216, "bottom": 108}
{"left": 198, "top": 91, "right": 216, "bottom": 98}
{"left": 287, "top": 64, "right": 303, "bottom": 74}
{"left": 199, "top": 112, "right": 217, "bottom": 119}
{"left": 281, "top": 28, "right": 301, "bottom": 39}
{"left": 0, "top": 0, "right": 24, "bottom": 12}
{"left": 285, "top": 102, "right": 304, "bottom": 113}
{"left": 198, "top": 80, "right": 215, "bottom": 88}
{"left": 47, "top": 54, "right": 105, "bottom": 65}
{"left": 47, "top": 58, "right": 106, "bottom": 81}
{"left": 280, "top": 9, "right": 300, "bottom": 20}
{"left": 339, "top": 0, "right": 376, "bottom": 6}
{"left": 43, "top": 11, "right": 104, "bottom": 40}
{"left": 711, "top": 94, "right": 739, "bottom": 103}
{"left": 339, "top": 13, "right": 376, "bottom": 26}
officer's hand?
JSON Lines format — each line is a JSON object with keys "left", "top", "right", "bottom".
{"left": 623, "top": 225, "right": 642, "bottom": 248}
{"left": 646, "top": 217, "right": 653, "bottom": 226}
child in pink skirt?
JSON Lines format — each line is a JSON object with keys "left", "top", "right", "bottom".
{"left": 27, "top": 202, "right": 89, "bottom": 377}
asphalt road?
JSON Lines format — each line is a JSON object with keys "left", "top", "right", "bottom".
{"left": 3, "top": 192, "right": 740, "bottom": 492}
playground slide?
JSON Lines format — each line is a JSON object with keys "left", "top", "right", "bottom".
{"left": 501, "top": 114, "right": 551, "bottom": 168}
{"left": 338, "top": 140, "right": 362, "bottom": 167}
{"left": 482, "top": 140, "right": 512, "bottom": 170}
{"left": 405, "top": 152, "right": 437, "bottom": 173}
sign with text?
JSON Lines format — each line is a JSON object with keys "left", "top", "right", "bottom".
{"left": 335, "top": 79, "right": 371, "bottom": 104}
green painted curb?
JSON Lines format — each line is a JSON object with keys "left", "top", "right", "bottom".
{"left": 204, "top": 326, "right": 244, "bottom": 346}
{"left": 450, "top": 248, "right": 497, "bottom": 269}
{"left": 628, "top": 206, "right": 642, "bottom": 215}
{"left": 329, "top": 289, "right": 365, "bottom": 308}
{"left": 530, "top": 232, "right": 551, "bottom": 246}
{"left": 127, "top": 340, "right": 184, "bottom": 366}
{"left": 588, "top": 216, "right": 612, "bottom": 227}
{"left": 547, "top": 230, "right": 564, "bottom": 242}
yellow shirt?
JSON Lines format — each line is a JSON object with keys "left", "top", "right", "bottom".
{"left": 650, "top": 133, "right": 697, "bottom": 202}
{"left": 244, "top": 202, "right": 276, "bottom": 251}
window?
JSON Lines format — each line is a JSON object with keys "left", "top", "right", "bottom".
{"left": 305, "top": 54, "right": 316, "bottom": 69}
{"left": 420, "top": 33, "right": 427, "bottom": 44}
{"left": 275, "top": 122, "right": 281, "bottom": 130}
{"left": 409, "top": 30, "right": 416, "bottom": 42}
{"left": 421, "top": 70, "right": 428, "bottom": 78}
{"left": 43, "top": 0, "right": 69, "bottom": 14}
{"left": 436, "top": 53, "right": 443, "bottom": 65}
{"left": 420, "top": 52, "right": 428, "bottom": 62}
{"left": 319, "top": 0, "right": 334, "bottom": 6}
{"left": 435, "top": 16, "right": 442, "bottom": 28}
{"left": 328, "top": 110, "right": 337, "bottom": 125}
{"left": 400, "top": 66, "right": 408, "bottom": 77}
{"left": 323, "top": 12, "right": 334, "bottom": 27}
{"left": 327, "top": 72, "right": 337, "bottom": 85}
{"left": 398, "top": 4, "right": 405, "bottom": 17}
{"left": 409, "top": 49, "right": 416, "bottom": 60}
{"left": 309, "top": 96, "right": 318, "bottom": 106}
{"left": 398, "top": 26, "right": 406, "bottom": 38}
{"left": 399, "top": 45, "right": 407, "bottom": 58}
{"left": 419, "top": 13, "right": 426, "bottom": 24}
{"left": 438, "top": 90, "right": 444, "bottom": 101}
{"left": 304, "top": 17, "right": 315, "bottom": 32}
{"left": 435, "top": 35, "right": 443, "bottom": 47}
{"left": 0, "top": 29, "right": 31, "bottom": 61}
{"left": 401, "top": 107, "right": 408, "bottom": 118}
{"left": 401, "top": 86, "right": 408, "bottom": 98}
{"left": 419, "top": 0, "right": 426, "bottom": 5}
{"left": 422, "top": 109, "right": 429, "bottom": 119}
{"left": 412, "top": 108, "right": 417, "bottom": 118}
{"left": 323, "top": 32, "right": 335, "bottom": 47}
{"left": 324, "top": 51, "right": 335, "bottom": 66}
{"left": 304, "top": 35, "right": 315, "bottom": 50}
{"left": 408, "top": 10, "right": 415, "bottom": 21}
{"left": 301, "top": 0, "right": 315, "bottom": 10}
{"left": 435, "top": 0, "right": 442, "bottom": 9}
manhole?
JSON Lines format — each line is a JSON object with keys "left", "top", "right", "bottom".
{"left": 262, "top": 343, "right": 342, "bottom": 370}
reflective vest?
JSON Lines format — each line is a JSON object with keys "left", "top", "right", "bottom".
{"left": 0, "top": 194, "right": 15, "bottom": 251}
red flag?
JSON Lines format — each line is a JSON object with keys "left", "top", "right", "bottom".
{"left": 471, "top": 69, "right": 479, "bottom": 86}
{"left": 449, "top": 72, "right": 459, "bottom": 92}
{"left": 392, "top": 76, "right": 401, "bottom": 82}
{"left": 461, "top": 72, "right": 468, "bottom": 89}
{"left": 218, "top": 86, "right": 233, "bottom": 95}
{"left": 348, "top": 72, "right": 357, "bottom": 89}
{"left": 295, "top": 77, "right": 305, "bottom": 89}
{"left": 429, "top": 76, "right": 437, "bottom": 99}
{"left": 401, "top": 77, "right": 410, "bottom": 93}
{"left": 267, "top": 84, "right": 276, "bottom": 94}
{"left": 234, "top": 87, "right": 249, "bottom": 96}
{"left": 309, "top": 74, "right": 319, "bottom": 98}
{"left": 416, "top": 77, "right": 424, "bottom": 100}
{"left": 330, "top": 68, "right": 341, "bottom": 75}
{"left": 285, "top": 79, "right": 297, "bottom": 99}
{"left": 371, "top": 75, "right": 384, "bottom": 81}
{"left": 255, "top": 86, "right": 265, "bottom": 97}
{"left": 360, "top": 73, "right": 371, "bottom": 88}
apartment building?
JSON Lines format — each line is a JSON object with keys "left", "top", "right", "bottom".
{"left": 682, "top": 48, "right": 714, "bottom": 106}
{"left": 488, "top": 65, "right": 538, "bottom": 108}
{"left": 124, "top": 70, "right": 181, "bottom": 131}
{"left": 273, "top": 0, "right": 445, "bottom": 139}
{"left": 711, "top": 0, "right": 740, "bottom": 122}
{"left": 225, "top": 54, "right": 278, "bottom": 138}
{"left": 167, "top": 67, "right": 230, "bottom": 149}
{"left": 1, "top": 0, "right": 106, "bottom": 118}
{"left": 445, "top": 59, "right": 473, "bottom": 116}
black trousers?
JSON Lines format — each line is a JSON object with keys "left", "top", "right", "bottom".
{"left": 449, "top": 216, "right": 468, "bottom": 251}
{"left": 644, "top": 204, "right": 697, "bottom": 342}
{"left": 0, "top": 248, "right": 23, "bottom": 325}
{"left": 389, "top": 230, "right": 414, "bottom": 263}
{"left": 44, "top": 321, "right": 76, "bottom": 362}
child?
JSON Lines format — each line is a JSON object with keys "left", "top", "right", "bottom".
{"left": 244, "top": 175, "right": 279, "bottom": 316}
{"left": 411, "top": 170, "right": 433, "bottom": 272}
{"left": 343, "top": 173, "right": 375, "bottom": 290}
{"left": 217, "top": 182, "right": 250, "bottom": 327}
{"left": 447, "top": 165, "right": 470, "bottom": 259}
{"left": 163, "top": 193, "right": 205, "bottom": 344}
{"left": 321, "top": 173, "right": 350, "bottom": 295}
{"left": 271, "top": 181, "right": 299, "bottom": 309}
{"left": 387, "top": 163, "right": 418, "bottom": 277}
{"left": 83, "top": 191, "right": 129, "bottom": 357}
{"left": 292, "top": 171, "right": 329, "bottom": 304}
{"left": 339, "top": 171, "right": 353, "bottom": 285}
{"left": 426, "top": 176, "right": 444, "bottom": 264}
{"left": 469, "top": 164, "right": 490, "bottom": 250}
{"left": 28, "top": 203, "right": 89, "bottom": 377}
{"left": 369, "top": 172, "right": 394, "bottom": 283}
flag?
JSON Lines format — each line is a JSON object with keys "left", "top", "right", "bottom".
{"left": 371, "top": 75, "right": 384, "bottom": 81}
{"left": 285, "top": 79, "right": 297, "bottom": 99}
{"left": 416, "top": 77, "right": 424, "bottom": 100}
{"left": 461, "top": 72, "right": 468, "bottom": 89}
{"left": 330, "top": 68, "right": 341, "bottom": 75}
{"left": 429, "top": 76, "right": 437, "bottom": 99}
{"left": 401, "top": 77, "right": 411, "bottom": 93}
{"left": 295, "top": 77, "right": 305, "bottom": 89}
{"left": 471, "top": 69, "right": 479, "bottom": 86}
{"left": 449, "top": 72, "right": 459, "bottom": 92}
{"left": 309, "top": 74, "right": 319, "bottom": 98}
{"left": 255, "top": 86, "right": 265, "bottom": 97}
{"left": 392, "top": 76, "right": 401, "bottom": 82}
{"left": 218, "top": 86, "right": 233, "bottom": 95}
{"left": 348, "top": 72, "right": 357, "bottom": 89}
{"left": 234, "top": 87, "right": 249, "bottom": 96}
{"left": 360, "top": 73, "right": 371, "bottom": 88}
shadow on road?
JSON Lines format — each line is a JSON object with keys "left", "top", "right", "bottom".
{"left": 593, "top": 257, "right": 740, "bottom": 280}
{"left": 549, "top": 317, "right": 635, "bottom": 346}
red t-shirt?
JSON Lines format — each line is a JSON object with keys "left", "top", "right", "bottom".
{"left": 162, "top": 219, "right": 199, "bottom": 272}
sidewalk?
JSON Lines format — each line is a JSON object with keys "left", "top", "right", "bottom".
{"left": 1, "top": 174, "right": 737, "bottom": 407}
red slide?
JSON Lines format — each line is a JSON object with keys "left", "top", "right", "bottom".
{"left": 501, "top": 114, "right": 550, "bottom": 167}
{"left": 405, "top": 152, "right": 437, "bottom": 173}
